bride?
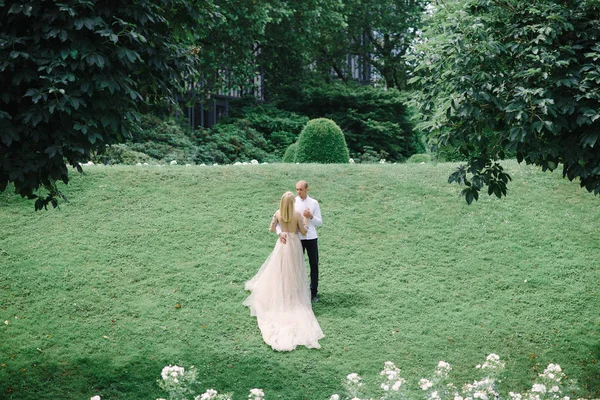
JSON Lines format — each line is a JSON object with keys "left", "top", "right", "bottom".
{"left": 243, "top": 191, "right": 324, "bottom": 351}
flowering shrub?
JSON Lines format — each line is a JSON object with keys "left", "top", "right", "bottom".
{"left": 329, "top": 354, "right": 583, "bottom": 400}
{"left": 157, "top": 365, "right": 202, "bottom": 400}
{"left": 84, "top": 356, "right": 590, "bottom": 400}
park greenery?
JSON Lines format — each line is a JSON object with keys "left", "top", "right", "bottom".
{"left": 0, "top": 1, "right": 207, "bottom": 209}
{"left": 0, "top": 162, "right": 598, "bottom": 399}
{"left": 1, "top": 1, "right": 600, "bottom": 397}
{"left": 295, "top": 118, "right": 350, "bottom": 164}
{"left": 3, "top": 0, "right": 599, "bottom": 206}
{"left": 409, "top": 0, "right": 600, "bottom": 203}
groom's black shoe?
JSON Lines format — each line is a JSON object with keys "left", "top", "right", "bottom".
{"left": 312, "top": 295, "right": 319, "bottom": 303}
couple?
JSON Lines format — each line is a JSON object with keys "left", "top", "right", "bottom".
{"left": 243, "top": 180, "right": 324, "bottom": 351}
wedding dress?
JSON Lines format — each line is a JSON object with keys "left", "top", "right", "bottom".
{"left": 243, "top": 229, "right": 324, "bottom": 351}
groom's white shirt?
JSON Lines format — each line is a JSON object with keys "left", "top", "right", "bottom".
{"left": 276, "top": 195, "right": 322, "bottom": 240}
{"left": 295, "top": 195, "right": 322, "bottom": 240}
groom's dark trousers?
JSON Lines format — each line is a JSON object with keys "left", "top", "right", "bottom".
{"left": 301, "top": 238, "right": 319, "bottom": 297}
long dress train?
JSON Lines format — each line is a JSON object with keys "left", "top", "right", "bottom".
{"left": 243, "top": 232, "right": 324, "bottom": 351}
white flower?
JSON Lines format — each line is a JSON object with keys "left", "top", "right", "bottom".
{"left": 420, "top": 379, "right": 434, "bottom": 390}
{"left": 438, "top": 361, "right": 451, "bottom": 370}
{"left": 379, "top": 158, "right": 386, "bottom": 163}
{"left": 199, "top": 389, "right": 218, "bottom": 400}
{"left": 386, "top": 370, "right": 398, "bottom": 380}
{"left": 249, "top": 388, "right": 264, "bottom": 399}
{"left": 161, "top": 365, "right": 185, "bottom": 381}
{"left": 392, "top": 380, "right": 402, "bottom": 391}
{"left": 330, "top": 395, "right": 340, "bottom": 400}
{"left": 431, "top": 390, "right": 440, "bottom": 400}
{"left": 546, "top": 364, "right": 562, "bottom": 373}
{"left": 381, "top": 383, "right": 390, "bottom": 391}
{"left": 480, "top": 354, "right": 504, "bottom": 370}
{"left": 90, "top": 396, "right": 101, "bottom": 400}
{"left": 170, "top": 160, "right": 177, "bottom": 165}
{"left": 532, "top": 384, "right": 547, "bottom": 393}
{"left": 550, "top": 386, "right": 560, "bottom": 393}
{"left": 473, "top": 391, "right": 488, "bottom": 400}
{"left": 250, "top": 159, "right": 259, "bottom": 165}
{"left": 347, "top": 373, "right": 361, "bottom": 384}
{"left": 455, "top": 396, "right": 464, "bottom": 400}
{"left": 509, "top": 392, "right": 522, "bottom": 400}
{"left": 349, "top": 158, "right": 355, "bottom": 163}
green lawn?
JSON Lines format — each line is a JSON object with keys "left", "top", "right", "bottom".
{"left": 0, "top": 161, "right": 598, "bottom": 399}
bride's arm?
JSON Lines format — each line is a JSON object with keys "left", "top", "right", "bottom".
{"left": 270, "top": 211, "right": 279, "bottom": 232}
{"left": 297, "top": 212, "right": 308, "bottom": 236}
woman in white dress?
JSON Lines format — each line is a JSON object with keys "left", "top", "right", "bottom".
{"left": 243, "top": 191, "right": 324, "bottom": 351}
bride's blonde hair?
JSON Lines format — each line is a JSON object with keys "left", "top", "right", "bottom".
{"left": 279, "top": 191, "right": 295, "bottom": 223}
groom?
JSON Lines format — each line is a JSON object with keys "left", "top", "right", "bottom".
{"left": 277, "top": 180, "right": 323, "bottom": 302}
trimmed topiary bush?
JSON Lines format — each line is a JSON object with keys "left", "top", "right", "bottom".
{"left": 282, "top": 142, "right": 298, "bottom": 163}
{"left": 296, "top": 118, "right": 349, "bottom": 164}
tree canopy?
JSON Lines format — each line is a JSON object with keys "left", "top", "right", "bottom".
{"left": 410, "top": 0, "right": 600, "bottom": 203}
{"left": 343, "top": 0, "right": 427, "bottom": 89}
{"left": 0, "top": 0, "right": 276, "bottom": 209}
{"left": 0, "top": 1, "right": 203, "bottom": 208}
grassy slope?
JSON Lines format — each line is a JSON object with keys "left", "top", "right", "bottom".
{"left": 0, "top": 161, "right": 598, "bottom": 399}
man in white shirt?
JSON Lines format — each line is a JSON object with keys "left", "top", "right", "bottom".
{"left": 277, "top": 180, "right": 323, "bottom": 302}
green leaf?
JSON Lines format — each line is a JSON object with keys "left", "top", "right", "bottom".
{"left": 8, "top": 4, "right": 23, "bottom": 14}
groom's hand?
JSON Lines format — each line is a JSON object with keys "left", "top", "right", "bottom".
{"left": 279, "top": 233, "right": 287, "bottom": 244}
{"left": 302, "top": 208, "right": 313, "bottom": 219}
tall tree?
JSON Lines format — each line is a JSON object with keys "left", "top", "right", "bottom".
{"left": 256, "top": 0, "right": 346, "bottom": 97}
{"left": 409, "top": 0, "right": 600, "bottom": 203}
{"left": 341, "top": 0, "right": 427, "bottom": 89}
{"left": 0, "top": 0, "right": 274, "bottom": 209}
{"left": 0, "top": 1, "right": 208, "bottom": 209}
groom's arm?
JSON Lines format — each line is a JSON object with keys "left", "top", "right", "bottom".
{"left": 309, "top": 201, "right": 322, "bottom": 227}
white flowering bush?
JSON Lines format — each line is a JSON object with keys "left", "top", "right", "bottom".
{"left": 155, "top": 364, "right": 251, "bottom": 400}
{"left": 157, "top": 365, "right": 200, "bottom": 400}
{"left": 379, "top": 361, "right": 408, "bottom": 399}
{"left": 150, "top": 356, "right": 590, "bottom": 400}
{"left": 342, "top": 372, "right": 365, "bottom": 399}
{"left": 509, "top": 364, "right": 569, "bottom": 400}
{"left": 328, "top": 354, "right": 583, "bottom": 400}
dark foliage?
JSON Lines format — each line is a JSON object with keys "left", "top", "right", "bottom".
{"left": 0, "top": 1, "right": 200, "bottom": 209}
{"left": 273, "top": 80, "right": 422, "bottom": 162}
{"left": 226, "top": 102, "right": 309, "bottom": 156}
{"left": 411, "top": 0, "right": 600, "bottom": 201}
